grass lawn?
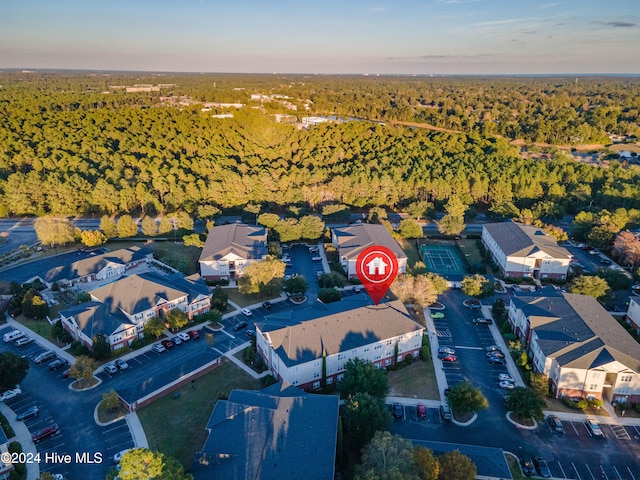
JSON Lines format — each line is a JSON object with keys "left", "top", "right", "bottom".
{"left": 137, "top": 360, "right": 263, "bottom": 469}
{"left": 458, "top": 238, "right": 483, "bottom": 266}
{"left": 13, "top": 314, "right": 64, "bottom": 346}
{"left": 506, "top": 454, "right": 526, "bottom": 480}
{"left": 399, "top": 238, "right": 421, "bottom": 268}
{"left": 224, "top": 287, "right": 280, "bottom": 308}
{"left": 387, "top": 359, "right": 439, "bottom": 400}
{"left": 147, "top": 241, "right": 202, "bottom": 275}
{"left": 97, "top": 400, "right": 128, "bottom": 423}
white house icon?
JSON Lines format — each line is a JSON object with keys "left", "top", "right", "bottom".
{"left": 366, "top": 256, "right": 389, "bottom": 276}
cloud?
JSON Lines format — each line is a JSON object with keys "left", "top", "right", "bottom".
{"left": 435, "top": 0, "right": 480, "bottom": 4}
{"left": 522, "top": 30, "right": 538, "bottom": 34}
{"left": 592, "top": 21, "right": 637, "bottom": 28}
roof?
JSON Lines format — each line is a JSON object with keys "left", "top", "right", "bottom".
{"left": 59, "top": 301, "right": 129, "bottom": 339}
{"left": 260, "top": 300, "right": 422, "bottom": 367}
{"left": 192, "top": 382, "right": 339, "bottom": 480}
{"left": 514, "top": 289, "right": 640, "bottom": 371}
{"left": 138, "top": 271, "right": 210, "bottom": 304}
{"left": 483, "top": 220, "right": 571, "bottom": 259}
{"left": 43, "top": 246, "right": 152, "bottom": 283}
{"left": 199, "top": 224, "right": 267, "bottom": 262}
{"left": 89, "top": 274, "right": 187, "bottom": 316}
{"left": 332, "top": 223, "right": 407, "bottom": 261}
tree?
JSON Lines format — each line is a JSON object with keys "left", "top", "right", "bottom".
{"left": 165, "top": 308, "right": 188, "bottom": 331}
{"left": 461, "top": 274, "right": 494, "bottom": 298}
{"left": 406, "top": 200, "right": 430, "bottom": 220}
{"left": 22, "top": 289, "right": 49, "bottom": 319}
{"left": 391, "top": 274, "right": 438, "bottom": 308}
{"left": 414, "top": 446, "right": 440, "bottom": 480}
{"left": 168, "top": 212, "right": 194, "bottom": 231}
{"left": 244, "top": 203, "right": 261, "bottom": 224}
{"left": 34, "top": 216, "right": 75, "bottom": 247}
{"left": 257, "top": 213, "right": 280, "bottom": 229}
{"left": 299, "top": 215, "right": 325, "bottom": 239}
{"left": 318, "top": 288, "right": 341, "bottom": 303}
{"left": 342, "top": 392, "right": 391, "bottom": 450}
{"left": 529, "top": 373, "right": 550, "bottom": 398}
{"left": 182, "top": 233, "right": 204, "bottom": 247}
{"left": 210, "top": 287, "right": 228, "bottom": 312}
{"left": 79, "top": 229, "right": 108, "bottom": 247}
{"left": 614, "top": 230, "right": 640, "bottom": 266}
{"left": 568, "top": 275, "right": 610, "bottom": 301}
{"left": 0, "top": 352, "right": 29, "bottom": 391}
{"left": 284, "top": 275, "right": 307, "bottom": 295}
{"left": 119, "top": 449, "right": 164, "bottom": 480}
{"left": 117, "top": 214, "right": 138, "bottom": 238}
{"left": 338, "top": 358, "right": 389, "bottom": 399}
{"left": 91, "top": 333, "right": 111, "bottom": 361}
{"left": 447, "top": 381, "right": 488, "bottom": 415}
{"left": 595, "top": 268, "right": 633, "bottom": 290}
{"left": 425, "top": 273, "right": 448, "bottom": 294}
{"left": 100, "top": 215, "right": 118, "bottom": 238}
{"left": 437, "top": 450, "right": 477, "bottom": 480}
{"left": 318, "top": 271, "right": 347, "bottom": 288}
{"left": 398, "top": 219, "right": 424, "bottom": 239}
{"left": 354, "top": 431, "right": 421, "bottom": 480}
{"left": 144, "top": 316, "right": 166, "bottom": 339}
{"left": 69, "top": 355, "right": 98, "bottom": 387}
{"left": 505, "top": 386, "right": 546, "bottom": 421}
{"left": 140, "top": 215, "right": 158, "bottom": 236}
{"left": 274, "top": 218, "right": 303, "bottom": 242}
{"left": 238, "top": 257, "right": 285, "bottom": 295}
{"left": 102, "top": 389, "right": 121, "bottom": 412}
{"left": 438, "top": 214, "right": 465, "bottom": 236}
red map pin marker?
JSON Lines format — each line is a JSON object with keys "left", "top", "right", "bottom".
{"left": 355, "top": 245, "right": 399, "bottom": 305}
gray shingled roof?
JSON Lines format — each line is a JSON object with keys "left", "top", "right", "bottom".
{"left": 44, "top": 246, "right": 151, "bottom": 283}
{"left": 199, "top": 224, "right": 267, "bottom": 262}
{"left": 138, "top": 271, "right": 210, "bottom": 304}
{"left": 262, "top": 300, "right": 422, "bottom": 367}
{"left": 515, "top": 289, "right": 640, "bottom": 370}
{"left": 483, "top": 220, "right": 571, "bottom": 259}
{"left": 89, "top": 274, "right": 187, "bottom": 316}
{"left": 332, "top": 223, "right": 408, "bottom": 260}
{"left": 59, "top": 301, "right": 129, "bottom": 339}
{"left": 192, "top": 382, "right": 339, "bottom": 480}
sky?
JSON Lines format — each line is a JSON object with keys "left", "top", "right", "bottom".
{"left": 1, "top": 0, "right": 639, "bottom": 75}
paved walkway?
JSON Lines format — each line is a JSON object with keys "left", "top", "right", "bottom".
{"left": 0, "top": 401, "right": 40, "bottom": 480}
{"left": 125, "top": 412, "right": 149, "bottom": 449}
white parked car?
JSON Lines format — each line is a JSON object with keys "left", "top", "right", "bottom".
{"left": 104, "top": 363, "right": 118, "bottom": 375}
{"left": 498, "top": 373, "right": 514, "bottom": 382}
{"left": 312, "top": 256, "right": 322, "bottom": 261}
{"left": 0, "top": 387, "right": 22, "bottom": 401}
{"left": 152, "top": 343, "right": 166, "bottom": 353}
{"left": 114, "top": 448, "right": 131, "bottom": 463}
{"left": 177, "top": 332, "right": 191, "bottom": 342}
{"left": 498, "top": 380, "right": 516, "bottom": 390}
{"left": 241, "top": 308, "right": 253, "bottom": 317}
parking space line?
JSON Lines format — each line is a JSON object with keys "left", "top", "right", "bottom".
{"left": 557, "top": 460, "right": 567, "bottom": 478}
{"left": 571, "top": 463, "right": 582, "bottom": 480}
{"left": 570, "top": 421, "right": 579, "bottom": 435}
{"left": 612, "top": 466, "right": 622, "bottom": 480}
{"left": 627, "top": 467, "right": 636, "bottom": 480}
{"left": 585, "top": 464, "right": 595, "bottom": 480}
{"left": 600, "top": 465, "right": 609, "bottom": 480}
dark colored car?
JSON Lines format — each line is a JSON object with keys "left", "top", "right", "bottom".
{"left": 533, "top": 457, "right": 551, "bottom": 478}
{"left": 488, "top": 356, "right": 506, "bottom": 365}
{"left": 16, "top": 406, "right": 40, "bottom": 421}
{"left": 233, "top": 321, "right": 248, "bottom": 332}
{"left": 417, "top": 404, "right": 427, "bottom": 419}
{"left": 62, "top": 368, "right": 70, "bottom": 379}
{"left": 486, "top": 351, "right": 505, "bottom": 358}
{"left": 520, "top": 457, "right": 535, "bottom": 476}
{"left": 262, "top": 301, "right": 272, "bottom": 309}
{"left": 161, "top": 339, "right": 175, "bottom": 349}
{"left": 485, "top": 345, "right": 501, "bottom": 353}
{"left": 547, "top": 415, "right": 564, "bottom": 433}
{"left": 473, "top": 318, "right": 492, "bottom": 325}
{"left": 392, "top": 403, "right": 403, "bottom": 419}
{"left": 48, "top": 358, "right": 68, "bottom": 371}
{"left": 32, "top": 424, "right": 59, "bottom": 443}
{"left": 188, "top": 330, "right": 200, "bottom": 339}
{"left": 245, "top": 329, "right": 255, "bottom": 338}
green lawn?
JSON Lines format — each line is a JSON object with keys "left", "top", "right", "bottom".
{"left": 13, "top": 314, "right": 64, "bottom": 346}
{"left": 399, "top": 238, "right": 421, "bottom": 268}
{"left": 387, "top": 358, "right": 439, "bottom": 400}
{"left": 224, "top": 287, "right": 281, "bottom": 308}
{"left": 458, "top": 238, "right": 483, "bottom": 266}
{"left": 147, "top": 241, "right": 202, "bottom": 275}
{"left": 137, "top": 360, "right": 263, "bottom": 469}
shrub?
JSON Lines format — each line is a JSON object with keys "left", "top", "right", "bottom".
{"left": 419, "top": 346, "right": 430, "bottom": 361}
{"left": 0, "top": 412, "right": 15, "bottom": 438}
{"left": 562, "top": 396, "right": 587, "bottom": 410}
{"left": 318, "top": 288, "right": 341, "bottom": 303}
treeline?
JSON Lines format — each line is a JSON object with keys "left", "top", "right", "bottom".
{"left": 0, "top": 73, "right": 639, "bottom": 220}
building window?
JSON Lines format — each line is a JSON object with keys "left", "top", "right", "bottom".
{"left": 364, "top": 347, "right": 370, "bottom": 353}
{"left": 589, "top": 384, "right": 598, "bottom": 390}
{"left": 313, "top": 372, "right": 320, "bottom": 379}
{"left": 374, "top": 362, "right": 381, "bottom": 368}
{"left": 385, "top": 359, "right": 391, "bottom": 366}
{"left": 313, "top": 381, "right": 320, "bottom": 389}
{"left": 621, "top": 375, "right": 633, "bottom": 382}
{"left": 386, "top": 339, "right": 393, "bottom": 345}
{"left": 337, "top": 374, "right": 344, "bottom": 382}
{"left": 327, "top": 377, "right": 334, "bottom": 385}
{"left": 338, "top": 353, "right": 346, "bottom": 360}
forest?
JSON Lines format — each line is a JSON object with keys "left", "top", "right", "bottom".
{"left": 0, "top": 71, "right": 639, "bottom": 220}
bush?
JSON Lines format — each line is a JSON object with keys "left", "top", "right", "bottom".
{"left": 562, "top": 396, "right": 587, "bottom": 410}
{"left": 419, "top": 345, "right": 430, "bottom": 361}
{"left": 8, "top": 441, "right": 26, "bottom": 480}
{"left": 130, "top": 339, "right": 144, "bottom": 350}
{"left": 71, "top": 341, "right": 88, "bottom": 356}
{"left": 318, "top": 288, "right": 341, "bottom": 303}
{"left": 0, "top": 411, "right": 15, "bottom": 438}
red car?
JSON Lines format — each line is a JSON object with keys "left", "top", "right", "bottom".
{"left": 161, "top": 339, "right": 175, "bottom": 349}
{"left": 417, "top": 404, "right": 427, "bottom": 419}
{"left": 188, "top": 330, "right": 200, "bottom": 339}
{"left": 441, "top": 354, "right": 457, "bottom": 362}
{"left": 32, "top": 424, "right": 59, "bottom": 443}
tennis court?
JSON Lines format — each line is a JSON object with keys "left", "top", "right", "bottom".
{"left": 421, "top": 244, "right": 467, "bottom": 275}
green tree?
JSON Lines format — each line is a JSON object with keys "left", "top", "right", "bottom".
{"left": 406, "top": 200, "right": 430, "bottom": 220}
{"left": 398, "top": 219, "right": 424, "bottom": 239}
{"left": 354, "top": 431, "right": 421, "bottom": 480}
{"left": 0, "top": 352, "right": 29, "bottom": 391}
{"left": 425, "top": 273, "right": 448, "bottom": 294}
{"left": 182, "top": 233, "right": 204, "bottom": 247}
{"left": 505, "top": 386, "right": 547, "bottom": 421}
{"left": 119, "top": 448, "right": 164, "bottom": 480}
{"left": 210, "top": 287, "right": 228, "bottom": 312}
{"left": 168, "top": 212, "right": 194, "bottom": 231}
{"left": 318, "top": 271, "right": 347, "bottom": 288}
{"left": 284, "top": 275, "right": 307, "bottom": 295}
{"left": 529, "top": 373, "right": 550, "bottom": 398}
{"left": 257, "top": 213, "right": 281, "bottom": 229}
{"left": 244, "top": 203, "right": 261, "bottom": 224}
{"left": 117, "top": 215, "right": 138, "bottom": 238}
{"left": 90, "top": 333, "right": 111, "bottom": 361}
{"left": 299, "top": 215, "right": 325, "bottom": 239}
{"left": 438, "top": 214, "right": 465, "bottom": 236}
{"left": 69, "top": 355, "right": 98, "bottom": 387}
{"left": 568, "top": 275, "right": 610, "bottom": 301}
{"left": 102, "top": 389, "right": 121, "bottom": 412}
{"left": 414, "top": 446, "right": 440, "bottom": 480}
{"left": 437, "top": 450, "right": 477, "bottom": 480}
{"left": 274, "top": 218, "right": 302, "bottom": 242}
{"left": 100, "top": 215, "right": 118, "bottom": 238}
{"left": 22, "top": 289, "right": 49, "bottom": 319}
{"left": 140, "top": 215, "right": 158, "bottom": 236}
{"left": 447, "top": 381, "right": 488, "bottom": 415}
{"left": 79, "top": 229, "right": 108, "bottom": 247}
{"left": 343, "top": 392, "right": 391, "bottom": 450}
{"left": 461, "top": 274, "right": 494, "bottom": 298}
{"left": 595, "top": 268, "right": 633, "bottom": 290}
{"left": 238, "top": 257, "right": 285, "bottom": 296}
{"left": 34, "top": 216, "right": 75, "bottom": 247}
{"left": 165, "top": 308, "right": 188, "bottom": 331}
{"left": 144, "top": 317, "right": 166, "bottom": 339}
{"left": 338, "top": 358, "right": 389, "bottom": 399}
{"left": 318, "top": 288, "right": 341, "bottom": 303}
{"left": 391, "top": 274, "right": 438, "bottom": 308}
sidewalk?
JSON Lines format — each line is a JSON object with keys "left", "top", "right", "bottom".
{"left": 6, "top": 317, "right": 74, "bottom": 364}
{"left": 543, "top": 409, "right": 640, "bottom": 426}
{"left": 125, "top": 412, "right": 149, "bottom": 449}
{"left": 423, "top": 307, "right": 450, "bottom": 402}
{"left": 0, "top": 402, "right": 40, "bottom": 480}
